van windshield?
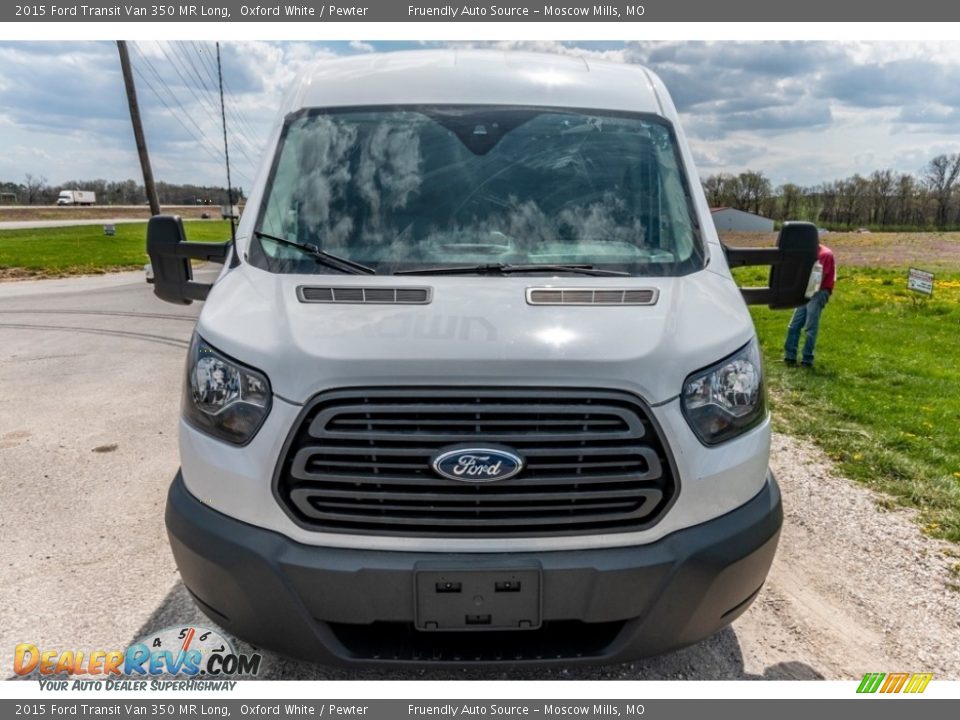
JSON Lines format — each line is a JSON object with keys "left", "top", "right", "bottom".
{"left": 251, "top": 106, "right": 705, "bottom": 276}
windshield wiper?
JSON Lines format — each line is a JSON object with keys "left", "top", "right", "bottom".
{"left": 254, "top": 231, "right": 375, "bottom": 275}
{"left": 395, "top": 263, "right": 629, "bottom": 277}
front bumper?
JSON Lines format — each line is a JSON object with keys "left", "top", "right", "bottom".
{"left": 166, "top": 471, "right": 782, "bottom": 666}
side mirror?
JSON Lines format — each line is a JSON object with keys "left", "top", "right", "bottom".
{"left": 722, "top": 221, "right": 819, "bottom": 309}
{"left": 146, "top": 215, "right": 230, "bottom": 305}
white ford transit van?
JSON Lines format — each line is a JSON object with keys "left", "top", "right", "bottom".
{"left": 148, "top": 50, "right": 818, "bottom": 666}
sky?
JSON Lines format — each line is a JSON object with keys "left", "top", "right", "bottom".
{"left": 2, "top": 40, "right": 960, "bottom": 190}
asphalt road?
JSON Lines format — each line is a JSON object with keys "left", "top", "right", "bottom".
{"left": 0, "top": 206, "right": 200, "bottom": 210}
{"left": 0, "top": 272, "right": 199, "bottom": 677}
{"left": 0, "top": 206, "right": 227, "bottom": 229}
{"left": 0, "top": 219, "right": 153, "bottom": 230}
{"left": 2, "top": 272, "right": 956, "bottom": 681}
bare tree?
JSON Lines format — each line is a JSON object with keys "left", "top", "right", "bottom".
{"left": 738, "top": 171, "right": 771, "bottom": 215}
{"left": 702, "top": 159, "right": 960, "bottom": 228}
{"left": 870, "top": 169, "right": 894, "bottom": 225}
{"left": 922, "top": 154, "right": 960, "bottom": 227}
{"left": 702, "top": 173, "right": 738, "bottom": 208}
{"left": 23, "top": 174, "right": 47, "bottom": 205}
{"left": 701, "top": 171, "right": 773, "bottom": 217}
{"left": 778, "top": 183, "right": 803, "bottom": 220}
{"left": 894, "top": 173, "right": 915, "bottom": 226}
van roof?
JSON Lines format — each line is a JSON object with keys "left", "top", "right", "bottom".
{"left": 288, "top": 50, "right": 666, "bottom": 117}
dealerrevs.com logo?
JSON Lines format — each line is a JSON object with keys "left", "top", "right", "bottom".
{"left": 14, "top": 626, "right": 262, "bottom": 690}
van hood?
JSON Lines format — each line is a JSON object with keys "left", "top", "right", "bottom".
{"left": 195, "top": 265, "right": 755, "bottom": 405}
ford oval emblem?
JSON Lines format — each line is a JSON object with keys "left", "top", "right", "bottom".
{"left": 431, "top": 446, "right": 524, "bottom": 483}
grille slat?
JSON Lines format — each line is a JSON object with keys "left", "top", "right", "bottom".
{"left": 329, "top": 417, "right": 624, "bottom": 428}
{"left": 309, "top": 430, "right": 640, "bottom": 443}
{"left": 301, "top": 496, "right": 654, "bottom": 514}
{"left": 276, "top": 388, "right": 675, "bottom": 537}
{"left": 289, "top": 487, "right": 661, "bottom": 503}
{"left": 286, "top": 470, "right": 661, "bottom": 487}
{"left": 291, "top": 503, "right": 658, "bottom": 527}
{"left": 311, "top": 403, "right": 643, "bottom": 441}
{"left": 294, "top": 444, "right": 655, "bottom": 458}
{"left": 307, "top": 458, "right": 645, "bottom": 471}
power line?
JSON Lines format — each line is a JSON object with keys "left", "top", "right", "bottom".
{"left": 161, "top": 41, "right": 265, "bottom": 175}
{"left": 131, "top": 61, "right": 227, "bottom": 168}
{"left": 135, "top": 43, "right": 257, "bottom": 177}
{"left": 191, "top": 40, "right": 221, "bottom": 92}
{"left": 195, "top": 41, "right": 263, "bottom": 145}
{"left": 188, "top": 42, "right": 265, "bottom": 177}
{"left": 216, "top": 42, "right": 237, "bottom": 242}
{"left": 129, "top": 41, "right": 260, "bottom": 192}
{"left": 180, "top": 41, "right": 258, "bottom": 142}
{"left": 214, "top": 95, "right": 262, "bottom": 156}
{"left": 172, "top": 41, "right": 262, "bottom": 168}
{"left": 224, "top": 97, "right": 262, "bottom": 149}
{"left": 177, "top": 40, "right": 218, "bottom": 98}
{"left": 155, "top": 41, "right": 222, "bottom": 121}
{"left": 132, "top": 43, "right": 222, "bottom": 147}
{"left": 175, "top": 40, "right": 256, "bottom": 153}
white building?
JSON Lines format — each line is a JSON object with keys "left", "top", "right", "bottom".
{"left": 710, "top": 207, "right": 775, "bottom": 233}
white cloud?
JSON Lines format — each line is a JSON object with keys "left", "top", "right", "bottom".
{"left": 1, "top": 40, "right": 960, "bottom": 190}
{"left": 449, "top": 40, "right": 628, "bottom": 64}
{"left": 349, "top": 41, "right": 375, "bottom": 53}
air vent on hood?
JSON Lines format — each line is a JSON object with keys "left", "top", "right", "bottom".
{"left": 297, "top": 286, "right": 432, "bottom": 304}
{"left": 526, "top": 288, "right": 659, "bottom": 306}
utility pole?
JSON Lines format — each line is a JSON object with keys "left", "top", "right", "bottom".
{"left": 117, "top": 40, "right": 161, "bottom": 216}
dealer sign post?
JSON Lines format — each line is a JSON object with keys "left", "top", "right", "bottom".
{"left": 907, "top": 267, "right": 935, "bottom": 296}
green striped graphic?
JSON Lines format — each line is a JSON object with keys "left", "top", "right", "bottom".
{"left": 857, "top": 673, "right": 886, "bottom": 693}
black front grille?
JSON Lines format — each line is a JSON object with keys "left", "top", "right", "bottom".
{"left": 275, "top": 388, "right": 676, "bottom": 536}
{"left": 328, "top": 621, "right": 626, "bottom": 662}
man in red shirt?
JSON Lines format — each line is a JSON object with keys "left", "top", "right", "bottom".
{"left": 784, "top": 243, "right": 836, "bottom": 367}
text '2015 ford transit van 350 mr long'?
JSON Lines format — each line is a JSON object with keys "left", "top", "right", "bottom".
{"left": 147, "top": 50, "right": 818, "bottom": 666}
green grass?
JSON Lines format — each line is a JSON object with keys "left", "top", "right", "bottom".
{"left": 0, "top": 220, "right": 231, "bottom": 276}
{"left": 736, "top": 264, "right": 960, "bottom": 542}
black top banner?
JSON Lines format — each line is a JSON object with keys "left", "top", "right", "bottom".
{"left": 6, "top": 0, "right": 959, "bottom": 22}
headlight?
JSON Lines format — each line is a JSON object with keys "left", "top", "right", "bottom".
{"left": 681, "top": 339, "right": 765, "bottom": 445}
{"left": 182, "top": 335, "right": 271, "bottom": 444}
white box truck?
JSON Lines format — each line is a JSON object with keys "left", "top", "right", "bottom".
{"left": 56, "top": 190, "right": 96, "bottom": 206}
{"left": 220, "top": 204, "right": 240, "bottom": 219}
{"left": 146, "top": 50, "right": 818, "bottom": 666}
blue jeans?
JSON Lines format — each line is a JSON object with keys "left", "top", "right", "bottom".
{"left": 784, "top": 289, "right": 830, "bottom": 364}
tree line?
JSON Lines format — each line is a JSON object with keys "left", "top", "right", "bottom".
{"left": 0, "top": 176, "right": 244, "bottom": 206}
{"left": 704, "top": 154, "right": 960, "bottom": 230}
{"left": 7, "top": 154, "right": 960, "bottom": 230}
